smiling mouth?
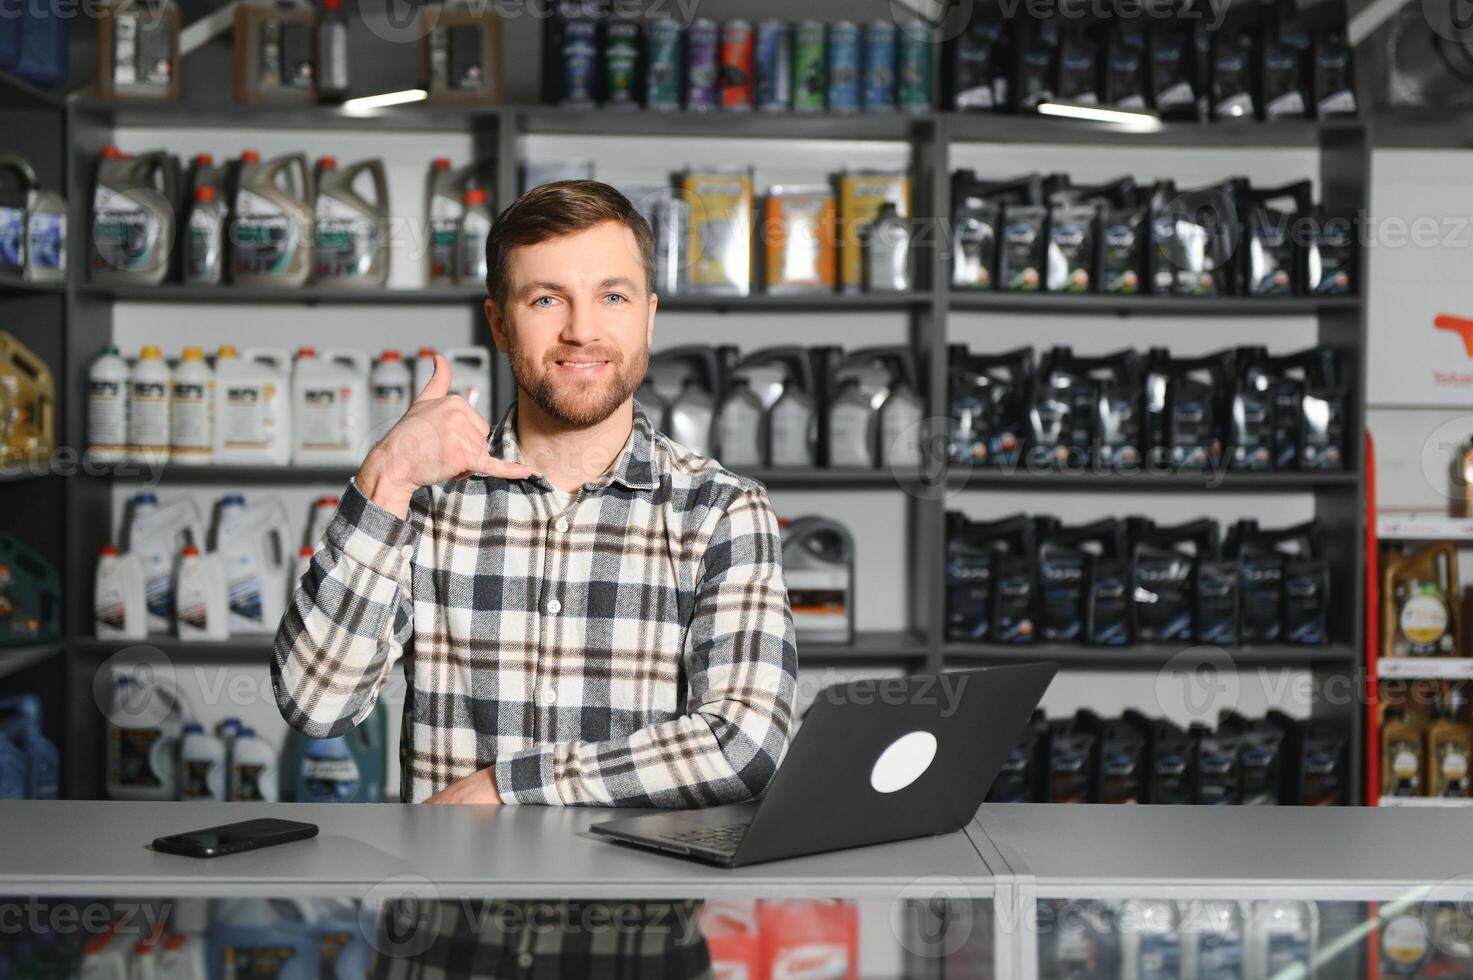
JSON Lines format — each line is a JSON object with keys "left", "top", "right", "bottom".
{"left": 554, "top": 359, "right": 611, "bottom": 371}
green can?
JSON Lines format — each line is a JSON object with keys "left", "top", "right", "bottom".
{"left": 645, "top": 17, "right": 682, "bottom": 111}
{"left": 603, "top": 19, "right": 640, "bottom": 108}
{"left": 897, "top": 23, "right": 933, "bottom": 112}
{"left": 793, "top": 20, "right": 826, "bottom": 112}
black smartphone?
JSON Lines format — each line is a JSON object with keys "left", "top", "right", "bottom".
{"left": 152, "top": 818, "right": 319, "bottom": 858}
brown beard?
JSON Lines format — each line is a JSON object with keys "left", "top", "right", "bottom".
{"left": 508, "top": 338, "right": 649, "bottom": 428}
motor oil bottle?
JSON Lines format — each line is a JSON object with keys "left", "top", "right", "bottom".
{"left": 1458, "top": 436, "right": 1473, "bottom": 519}
{"left": 186, "top": 152, "right": 226, "bottom": 202}
{"left": 1249, "top": 901, "right": 1318, "bottom": 978}
{"left": 948, "top": 345, "right": 1032, "bottom": 466}
{"left": 781, "top": 517, "right": 854, "bottom": 644}
{"left": 169, "top": 347, "right": 213, "bottom": 464}
{"left": 213, "top": 494, "right": 288, "bottom": 635}
{"left": 715, "top": 374, "right": 765, "bottom": 469}
{"left": 945, "top": 511, "right": 1036, "bottom": 642}
{"left": 159, "top": 932, "right": 208, "bottom": 980}
{"left": 231, "top": 150, "right": 312, "bottom": 287}
{"left": 87, "top": 346, "right": 130, "bottom": 464}
{"left": 282, "top": 702, "right": 388, "bottom": 803}
{"left": 0, "top": 694, "right": 59, "bottom": 799}
{"left": 0, "top": 330, "right": 52, "bottom": 465}
{"left": 177, "top": 722, "right": 227, "bottom": 801}
{"left": 96, "top": 0, "right": 181, "bottom": 102}
{"left": 0, "top": 533, "right": 60, "bottom": 644}
{"left": 987, "top": 710, "right": 1046, "bottom": 802}
{"left": 0, "top": 154, "right": 66, "bottom": 283}
{"left": 106, "top": 670, "right": 189, "bottom": 800}
{"left": 124, "top": 493, "right": 205, "bottom": 633}
{"left": 214, "top": 347, "right": 292, "bottom": 465}
{"left": 175, "top": 545, "right": 229, "bottom": 641}
{"left": 234, "top": 0, "right": 318, "bottom": 105}
{"left": 420, "top": 2, "right": 504, "bottom": 104}
{"left": 863, "top": 202, "right": 911, "bottom": 292}
{"left": 90, "top": 146, "right": 179, "bottom": 285}
{"left": 827, "top": 346, "right": 916, "bottom": 469}
{"left": 127, "top": 345, "right": 171, "bottom": 463}
{"left": 1129, "top": 518, "right": 1223, "bottom": 643}
{"left": 1385, "top": 542, "right": 1461, "bottom": 658}
{"left": 1077, "top": 710, "right": 1144, "bottom": 804}
{"left": 458, "top": 188, "right": 493, "bottom": 285}
{"left": 1226, "top": 519, "right": 1329, "bottom": 646}
{"left": 313, "top": 157, "right": 388, "bottom": 287}
{"left": 1118, "top": 899, "right": 1179, "bottom": 979}
{"left": 1268, "top": 709, "right": 1347, "bottom": 805}
{"left": 757, "top": 349, "right": 818, "bottom": 468}
{"left": 369, "top": 350, "right": 411, "bottom": 441}
{"left": 426, "top": 159, "right": 464, "bottom": 286}
{"left": 1381, "top": 707, "right": 1426, "bottom": 798}
{"left": 876, "top": 348, "right": 924, "bottom": 469}
{"left": 444, "top": 346, "right": 493, "bottom": 422}
{"left": 1125, "top": 711, "right": 1194, "bottom": 804}
{"left": 639, "top": 346, "right": 721, "bottom": 456}
{"left": 1191, "top": 723, "right": 1241, "bottom": 805}
{"left": 95, "top": 545, "right": 147, "bottom": 640}
{"left": 1183, "top": 902, "right": 1246, "bottom": 980}
{"left": 1044, "top": 716, "right": 1096, "bottom": 803}
{"left": 317, "top": 0, "right": 349, "bottom": 102}
{"left": 292, "top": 347, "right": 371, "bottom": 463}
{"left": 307, "top": 496, "right": 339, "bottom": 547}
{"left": 183, "top": 186, "right": 225, "bottom": 285}
{"left": 1219, "top": 710, "right": 1285, "bottom": 805}
{"left": 227, "top": 728, "right": 279, "bottom": 802}
{"left": 1428, "top": 708, "right": 1473, "bottom": 798}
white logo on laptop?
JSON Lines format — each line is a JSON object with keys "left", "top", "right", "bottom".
{"left": 869, "top": 731, "right": 939, "bottom": 794}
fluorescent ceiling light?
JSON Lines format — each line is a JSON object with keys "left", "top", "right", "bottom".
{"left": 1037, "top": 102, "right": 1163, "bottom": 132}
{"left": 342, "top": 89, "right": 429, "bottom": 113}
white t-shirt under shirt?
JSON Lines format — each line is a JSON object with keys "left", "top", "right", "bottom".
{"left": 547, "top": 487, "right": 574, "bottom": 511}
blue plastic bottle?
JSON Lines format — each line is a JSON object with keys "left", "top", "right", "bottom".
{"left": 13, "top": 4, "right": 68, "bottom": 89}
{"left": 0, "top": 694, "right": 58, "bottom": 799}
{"left": 282, "top": 702, "right": 386, "bottom": 803}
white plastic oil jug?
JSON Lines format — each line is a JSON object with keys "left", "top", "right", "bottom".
{"left": 214, "top": 346, "right": 291, "bottom": 465}
{"left": 292, "top": 347, "right": 370, "bottom": 464}
{"left": 94, "top": 544, "right": 146, "bottom": 640}
{"left": 106, "top": 669, "right": 190, "bottom": 801}
{"left": 175, "top": 545, "right": 229, "bottom": 641}
{"left": 213, "top": 494, "right": 288, "bottom": 636}
{"left": 445, "top": 346, "right": 493, "bottom": 422}
{"left": 124, "top": 493, "right": 204, "bottom": 633}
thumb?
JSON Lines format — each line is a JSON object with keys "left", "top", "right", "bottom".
{"left": 415, "top": 353, "right": 452, "bottom": 402}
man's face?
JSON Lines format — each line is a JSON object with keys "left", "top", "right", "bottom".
{"left": 487, "top": 220, "right": 655, "bottom": 428}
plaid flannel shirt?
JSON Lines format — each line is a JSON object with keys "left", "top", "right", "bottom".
{"left": 272, "top": 400, "right": 798, "bottom": 807}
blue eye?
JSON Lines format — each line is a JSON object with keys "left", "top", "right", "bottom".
{"left": 605, "top": 293, "right": 627, "bottom": 305}
{"left": 533, "top": 296, "right": 556, "bottom": 307}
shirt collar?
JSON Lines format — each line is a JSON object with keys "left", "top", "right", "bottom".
{"left": 489, "top": 399, "right": 660, "bottom": 492}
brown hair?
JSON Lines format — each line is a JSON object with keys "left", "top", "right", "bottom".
{"left": 484, "top": 179, "right": 655, "bottom": 307}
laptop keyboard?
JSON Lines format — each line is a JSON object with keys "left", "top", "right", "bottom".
{"left": 661, "top": 823, "right": 749, "bottom": 853}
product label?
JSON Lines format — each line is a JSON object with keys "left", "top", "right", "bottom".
{"left": 429, "top": 193, "right": 463, "bottom": 280}
{"left": 0, "top": 205, "right": 22, "bottom": 272}
{"left": 222, "top": 384, "right": 279, "bottom": 450}
{"left": 88, "top": 379, "right": 128, "bottom": 450}
{"left": 315, "top": 195, "right": 378, "bottom": 279}
{"left": 233, "top": 189, "right": 299, "bottom": 276}
{"left": 187, "top": 207, "right": 221, "bottom": 281}
{"left": 24, "top": 211, "right": 64, "bottom": 273}
{"left": 1400, "top": 592, "right": 1451, "bottom": 651}
{"left": 232, "top": 761, "right": 266, "bottom": 801}
{"left": 299, "top": 385, "right": 351, "bottom": 451}
{"left": 109, "top": 725, "right": 163, "bottom": 788}
{"left": 180, "top": 757, "right": 217, "bottom": 800}
{"left": 303, "top": 755, "right": 361, "bottom": 802}
{"left": 459, "top": 210, "right": 491, "bottom": 281}
{"left": 827, "top": 403, "right": 871, "bottom": 467}
{"left": 93, "top": 189, "right": 161, "bottom": 273}
{"left": 686, "top": 174, "right": 755, "bottom": 294}
{"left": 1389, "top": 738, "right": 1421, "bottom": 795}
{"left": 128, "top": 379, "right": 169, "bottom": 449}
{"left": 768, "top": 402, "right": 812, "bottom": 466}
{"left": 225, "top": 550, "right": 265, "bottom": 626}
{"left": 170, "top": 379, "right": 213, "bottom": 452}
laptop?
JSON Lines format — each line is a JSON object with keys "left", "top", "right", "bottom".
{"left": 590, "top": 662, "right": 1057, "bottom": 867}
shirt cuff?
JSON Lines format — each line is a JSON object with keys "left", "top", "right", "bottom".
{"left": 327, "top": 479, "right": 421, "bottom": 575}
{"left": 495, "top": 746, "right": 565, "bottom": 806}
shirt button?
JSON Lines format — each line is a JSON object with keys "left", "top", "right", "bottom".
{"left": 540, "top": 683, "right": 557, "bottom": 705}
{"left": 555, "top": 517, "right": 570, "bottom": 533}
{"left": 400, "top": 545, "right": 413, "bottom": 559}
{"left": 517, "top": 952, "right": 534, "bottom": 969}
{"left": 545, "top": 598, "right": 561, "bottom": 615}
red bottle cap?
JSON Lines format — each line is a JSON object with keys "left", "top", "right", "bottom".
{"left": 417, "top": 347, "right": 436, "bottom": 357}
{"left": 101, "top": 145, "right": 124, "bottom": 159}
{"left": 182, "top": 545, "right": 199, "bottom": 557}
{"left": 297, "top": 346, "right": 317, "bottom": 357}
{"left": 194, "top": 185, "right": 216, "bottom": 202}
{"left": 318, "top": 155, "right": 337, "bottom": 169}
{"left": 193, "top": 153, "right": 214, "bottom": 166}
{"left": 99, "top": 544, "right": 119, "bottom": 556}
{"left": 241, "top": 150, "right": 261, "bottom": 163}
{"left": 431, "top": 157, "right": 452, "bottom": 170}
{"left": 464, "top": 188, "right": 487, "bottom": 205}
{"left": 380, "top": 350, "right": 401, "bottom": 361}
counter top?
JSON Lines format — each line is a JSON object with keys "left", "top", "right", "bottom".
{"left": 971, "top": 803, "right": 1473, "bottom": 901}
{"left": 0, "top": 800, "right": 998, "bottom": 900}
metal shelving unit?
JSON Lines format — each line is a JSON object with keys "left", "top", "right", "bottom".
{"left": 1, "top": 42, "right": 1371, "bottom": 798}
